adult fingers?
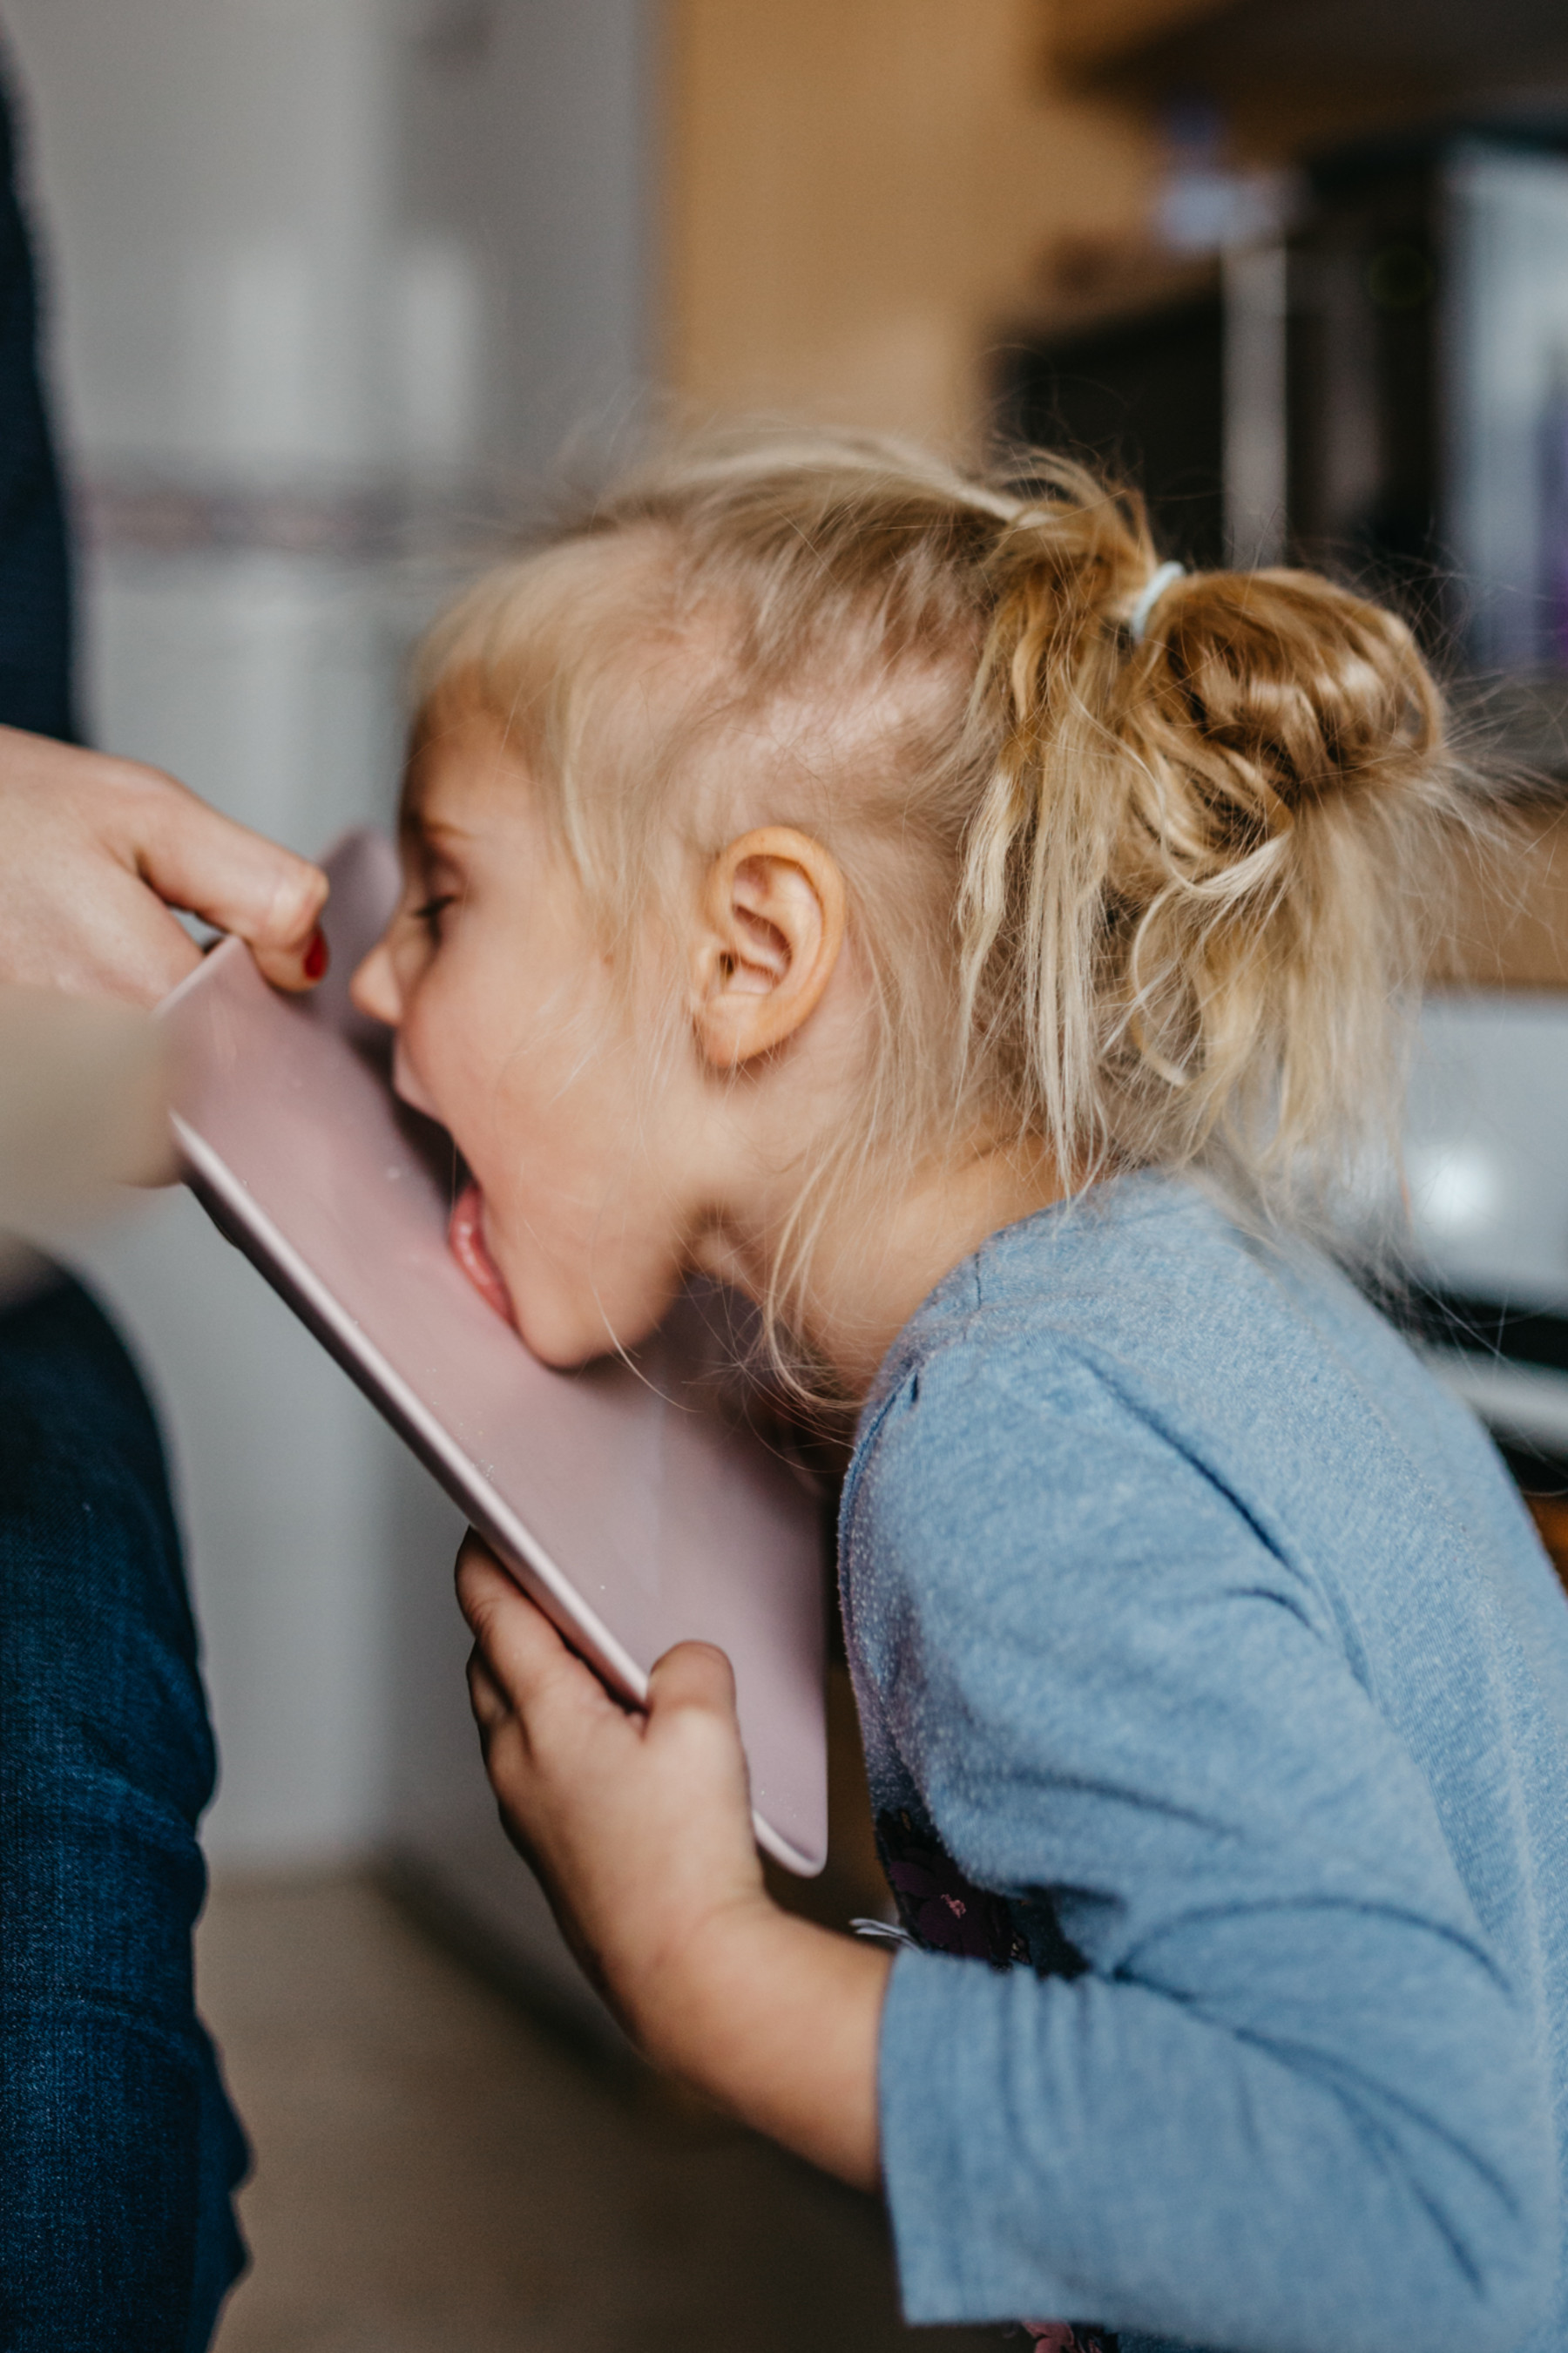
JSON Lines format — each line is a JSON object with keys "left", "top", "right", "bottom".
{"left": 127, "top": 774, "right": 329, "bottom": 991}
{"left": 0, "top": 874, "right": 206, "bottom": 1004}
{"left": 0, "top": 985, "right": 173, "bottom": 1221}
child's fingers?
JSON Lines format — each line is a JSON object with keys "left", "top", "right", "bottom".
{"left": 455, "top": 1530, "right": 518, "bottom": 1628}
{"left": 646, "top": 1639, "right": 739, "bottom": 1724}
{"left": 645, "top": 1640, "right": 754, "bottom": 1801}
{"left": 455, "top": 1532, "right": 619, "bottom": 1727}
{"left": 465, "top": 1641, "right": 511, "bottom": 1735}
{"left": 456, "top": 1537, "right": 571, "bottom": 1708}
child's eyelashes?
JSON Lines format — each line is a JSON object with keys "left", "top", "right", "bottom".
{"left": 411, "top": 893, "right": 457, "bottom": 938}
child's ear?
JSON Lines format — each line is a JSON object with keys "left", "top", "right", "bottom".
{"left": 692, "top": 828, "right": 846, "bottom": 1069}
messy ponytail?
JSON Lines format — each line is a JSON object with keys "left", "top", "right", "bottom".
{"left": 959, "top": 483, "right": 1465, "bottom": 1227}
{"left": 416, "top": 427, "right": 1484, "bottom": 1347}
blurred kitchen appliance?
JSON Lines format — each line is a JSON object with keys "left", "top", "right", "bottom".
{"left": 1288, "top": 133, "right": 1568, "bottom": 671}
{"left": 1406, "top": 995, "right": 1568, "bottom": 1498}
{"left": 1001, "top": 125, "right": 1568, "bottom": 683}
{"left": 997, "top": 286, "right": 1227, "bottom": 569}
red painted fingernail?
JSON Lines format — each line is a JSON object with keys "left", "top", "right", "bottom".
{"left": 303, "top": 927, "right": 329, "bottom": 981}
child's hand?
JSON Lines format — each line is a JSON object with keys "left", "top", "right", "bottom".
{"left": 456, "top": 1533, "right": 890, "bottom": 2188}
{"left": 456, "top": 1531, "right": 767, "bottom": 2025}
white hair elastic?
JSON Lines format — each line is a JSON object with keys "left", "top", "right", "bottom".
{"left": 1126, "top": 559, "right": 1186, "bottom": 645}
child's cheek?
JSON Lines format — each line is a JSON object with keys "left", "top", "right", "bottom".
{"left": 393, "top": 977, "right": 481, "bottom": 1137}
{"left": 390, "top": 1034, "right": 443, "bottom": 1124}
{"left": 408, "top": 951, "right": 484, "bottom": 1079}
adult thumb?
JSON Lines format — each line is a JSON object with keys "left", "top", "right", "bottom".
{"left": 133, "top": 781, "right": 329, "bottom": 991}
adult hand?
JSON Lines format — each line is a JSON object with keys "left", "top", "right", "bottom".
{"left": 456, "top": 1532, "right": 888, "bottom": 2188}
{"left": 0, "top": 725, "right": 328, "bottom": 1004}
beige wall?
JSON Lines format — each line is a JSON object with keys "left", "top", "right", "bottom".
{"left": 662, "top": 0, "right": 1163, "bottom": 446}
{"left": 659, "top": 1, "right": 1453, "bottom": 447}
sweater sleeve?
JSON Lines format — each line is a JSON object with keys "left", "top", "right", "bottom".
{"left": 845, "top": 1342, "right": 1556, "bottom": 2351}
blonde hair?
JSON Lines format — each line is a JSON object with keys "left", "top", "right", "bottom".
{"left": 411, "top": 426, "right": 1481, "bottom": 1351}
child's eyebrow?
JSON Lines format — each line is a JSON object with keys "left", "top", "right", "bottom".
{"left": 399, "top": 810, "right": 473, "bottom": 855}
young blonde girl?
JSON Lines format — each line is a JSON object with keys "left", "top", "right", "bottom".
{"left": 352, "top": 430, "right": 1568, "bottom": 2353}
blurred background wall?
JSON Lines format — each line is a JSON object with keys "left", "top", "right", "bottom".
{"left": 9, "top": 0, "right": 1568, "bottom": 2002}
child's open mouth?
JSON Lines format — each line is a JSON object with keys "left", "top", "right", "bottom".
{"left": 449, "top": 1179, "right": 516, "bottom": 1326}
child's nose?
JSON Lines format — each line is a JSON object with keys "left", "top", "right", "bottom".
{"left": 349, "top": 937, "right": 402, "bottom": 1027}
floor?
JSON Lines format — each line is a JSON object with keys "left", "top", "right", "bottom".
{"left": 199, "top": 1872, "right": 1002, "bottom": 2353}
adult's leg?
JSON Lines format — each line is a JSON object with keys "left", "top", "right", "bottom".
{"left": 0, "top": 1273, "right": 247, "bottom": 2351}
{"left": 0, "top": 48, "right": 74, "bottom": 741}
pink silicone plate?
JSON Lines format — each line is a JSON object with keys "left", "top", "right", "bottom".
{"left": 159, "top": 829, "right": 828, "bottom": 1874}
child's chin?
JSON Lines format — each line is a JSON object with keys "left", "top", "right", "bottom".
{"left": 448, "top": 1180, "right": 517, "bottom": 1327}
{"left": 449, "top": 1186, "right": 662, "bottom": 1365}
{"left": 517, "top": 1287, "right": 659, "bottom": 1373}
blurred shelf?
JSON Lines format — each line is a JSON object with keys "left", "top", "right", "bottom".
{"left": 1063, "top": 0, "right": 1568, "bottom": 91}
{"left": 1052, "top": 0, "right": 1232, "bottom": 78}
{"left": 1053, "top": 0, "right": 1568, "bottom": 173}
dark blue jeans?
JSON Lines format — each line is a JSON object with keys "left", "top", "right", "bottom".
{"left": 0, "top": 1273, "right": 247, "bottom": 2350}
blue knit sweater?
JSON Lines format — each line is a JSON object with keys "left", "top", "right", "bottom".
{"left": 841, "top": 1174, "right": 1568, "bottom": 2351}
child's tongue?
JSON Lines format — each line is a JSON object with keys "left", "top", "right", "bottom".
{"left": 449, "top": 1180, "right": 516, "bottom": 1325}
